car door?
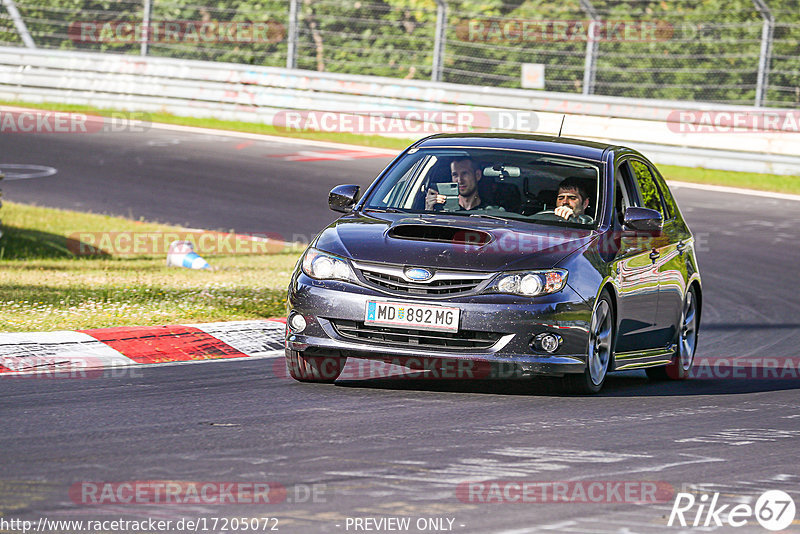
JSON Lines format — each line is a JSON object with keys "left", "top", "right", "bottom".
{"left": 651, "top": 163, "right": 693, "bottom": 347}
{"left": 628, "top": 158, "right": 685, "bottom": 348}
{"left": 611, "top": 160, "right": 662, "bottom": 352}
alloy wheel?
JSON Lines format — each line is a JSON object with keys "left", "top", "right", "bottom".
{"left": 588, "top": 299, "right": 613, "bottom": 386}
{"left": 678, "top": 289, "right": 698, "bottom": 370}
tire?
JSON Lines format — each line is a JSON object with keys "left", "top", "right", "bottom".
{"left": 285, "top": 349, "right": 346, "bottom": 383}
{"left": 564, "top": 290, "right": 615, "bottom": 394}
{"left": 646, "top": 285, "right": 699, "bottom": 381}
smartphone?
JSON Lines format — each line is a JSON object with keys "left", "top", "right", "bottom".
{"left": 436, "top": 182, "right": 460, "bottom": 211}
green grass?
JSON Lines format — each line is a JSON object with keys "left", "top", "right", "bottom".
{"left": 658, "top": 165, "right": 799, "bottom": 194}
{"left": 3, "top": 99, "right": 797, "bottom": 194}
{"left": 0, "top": 202, "right": 300, "bottom": 332}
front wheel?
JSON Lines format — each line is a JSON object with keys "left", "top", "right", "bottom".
{"left": 564, "top": 290, "right": 615, "bottom": 394}
{"left": 285, "top": 350, "right": 346, "bottom": 383}
{"left": 646, "top": 285, "right": 698, "bottom": 381}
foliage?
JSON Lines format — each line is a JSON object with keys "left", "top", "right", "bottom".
{"left": 2, "top": 0, "right": 798, "bottom": 106}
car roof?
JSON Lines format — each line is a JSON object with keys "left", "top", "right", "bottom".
{"left": 414, "top": 133, "right": 619, "bottom": 161}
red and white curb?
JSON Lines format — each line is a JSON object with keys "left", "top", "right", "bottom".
{"left": 0, "top": 319, "right": 286, "bottom": 377}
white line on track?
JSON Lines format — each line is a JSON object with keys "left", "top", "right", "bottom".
{"left": 146, "top": 120, "right": 404, "bottom": 154}
{"left": 566, "top": 453, "right": 725, "bottom": 481}
{"left": 0, "top": 163, "right": 58, "bottom": 180}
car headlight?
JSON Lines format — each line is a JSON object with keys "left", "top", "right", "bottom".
{"left": 489, "top": 269, "right": 568, "bottom": 297}
{"left": 301, "top": 248, "right": 356, "bottom": 282}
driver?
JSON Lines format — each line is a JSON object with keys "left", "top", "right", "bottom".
{"left": 425, "top": 157, "right": 485, "bottom": 211}
{"left": 554, "top": 177, "right": 593, "bottom": 224}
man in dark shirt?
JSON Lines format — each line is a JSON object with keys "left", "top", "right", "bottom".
{"left": 553, "top": 176, "right": 593, "bottom": 224}
{"left": 425, "top": 157, "right": 485, "bottom": 210}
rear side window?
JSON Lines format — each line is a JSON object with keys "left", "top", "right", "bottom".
{"left": 651, "top": 167, "right": 678, "bottom": 220}
{"left": 614, "top": 162, "right": 636, "bottom": 225}
{"left": 629, "top": 160, "right": 666, "bottom": 217}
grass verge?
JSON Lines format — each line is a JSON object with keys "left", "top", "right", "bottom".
{"left": 658, "top": 164, "right": 799, "bottom": 194}
{"left": 0, "top": 202, "right": 300, "bottom": 332}
{"left": 3, "top": 99, "right": 798, "bottom": 194}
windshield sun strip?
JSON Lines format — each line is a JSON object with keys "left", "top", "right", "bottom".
{"left": 413, "top": 146, "right": 606, "bottom": 165}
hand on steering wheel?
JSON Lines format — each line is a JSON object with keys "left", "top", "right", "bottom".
{"left": 554, "top": 205, "right": 575, "bottom": 220}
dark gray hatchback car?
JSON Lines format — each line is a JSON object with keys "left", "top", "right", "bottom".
{"left": 285, "top": 134, "right": 701, "bottom": 393}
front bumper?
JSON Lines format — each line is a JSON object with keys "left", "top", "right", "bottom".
{"left": 286, "top": 273, "right": 593, "bottom": 377}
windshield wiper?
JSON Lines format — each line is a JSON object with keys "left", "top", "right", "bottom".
{"left": 363, "top": 207, "right": 406, "bottom": 213}
{"left": 468, "top": 213, "right": 510, "bottom": 224}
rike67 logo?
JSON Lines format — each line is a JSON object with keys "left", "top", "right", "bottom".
{"left": 668, "top": 490, "right": 796, "bottom": 531}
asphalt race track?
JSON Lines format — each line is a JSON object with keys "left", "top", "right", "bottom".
{"left": 2, "top": 126, "right": 800, "bottom": 533}
{"left": 1, "top": 125, "right": 392, "bottom": 240}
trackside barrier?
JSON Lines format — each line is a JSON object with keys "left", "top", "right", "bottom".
{"left": 1, "top": 47, "right": 799, "bottom": 175}
{"left": 0, "top": 171, "right": 6, "bottom": 237}
{"left": 0, "top": 170, "right": 4, "bottom": 239}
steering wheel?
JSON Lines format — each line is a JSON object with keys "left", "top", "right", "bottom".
{"left": 531, "top": 210, "right": 565, "bottom": 221}
{"left": 531, "top": 210, "right": 594, "bottom": 224}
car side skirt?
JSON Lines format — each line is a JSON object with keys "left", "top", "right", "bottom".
{"left": 612, "top": 345, "right": 676, "bottom": 371}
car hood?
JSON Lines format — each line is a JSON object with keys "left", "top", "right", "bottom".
{"left": 313, "top": 212, "right": 596, "bottom": 271}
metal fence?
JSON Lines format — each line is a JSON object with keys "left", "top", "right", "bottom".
{"left": 1, "top": 0, "right": 799, "bottom": 108}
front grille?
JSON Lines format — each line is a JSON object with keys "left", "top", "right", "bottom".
{"left": 357, "top": 267, "right": 486, "bottom": 296}
{"left": 331, "top": 319, "right": 502, "bottom": 350}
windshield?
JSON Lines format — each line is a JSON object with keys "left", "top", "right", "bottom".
{"left": 363, "top": 148, "right": 602, "bottom": 227}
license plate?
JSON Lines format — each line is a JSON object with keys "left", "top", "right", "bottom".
{"left": 365, "top": 301, "right": 460, "bottom": 332}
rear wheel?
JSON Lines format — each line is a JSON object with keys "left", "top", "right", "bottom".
{"left": 564, "top": 290, "right": 615, "bottom": 394}
{"left": 646, "top": 285, "right": 698, "bottom": 381}
{"left": 285, "top": 349, "right": 346, "bottom": 383}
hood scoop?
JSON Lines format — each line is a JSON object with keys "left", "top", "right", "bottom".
{"left": 387, "top": 224, "right": 492, "bottom": 245}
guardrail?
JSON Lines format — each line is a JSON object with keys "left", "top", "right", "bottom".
{"left": 0, "top": 170, "right": 4, "bottom": 241}
{"left": 1, "top": 47, "right": 799, "bottom": 175}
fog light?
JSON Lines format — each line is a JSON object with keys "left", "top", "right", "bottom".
{"left": 533, "top": 333, "right": 562, "bottom": 353}
{"left": 289, "top": 313, "right": 307, "bottom": 333}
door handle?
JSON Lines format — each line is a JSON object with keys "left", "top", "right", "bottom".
{"left": 676, "top": 241, "right": 686, "bottom": 255}
{"left": 649, "top": 250, "right": 660, "bottom": 263}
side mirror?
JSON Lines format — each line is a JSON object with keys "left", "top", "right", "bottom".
{"left": 329, "top": 184, "right": 360, "bottom": 213}
{"left": 623, "top": 207, "right": 662, "bottom": 235}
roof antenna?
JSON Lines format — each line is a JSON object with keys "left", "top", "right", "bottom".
{"left": 558, "top": 115, "right": 566, "bottom": 137}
